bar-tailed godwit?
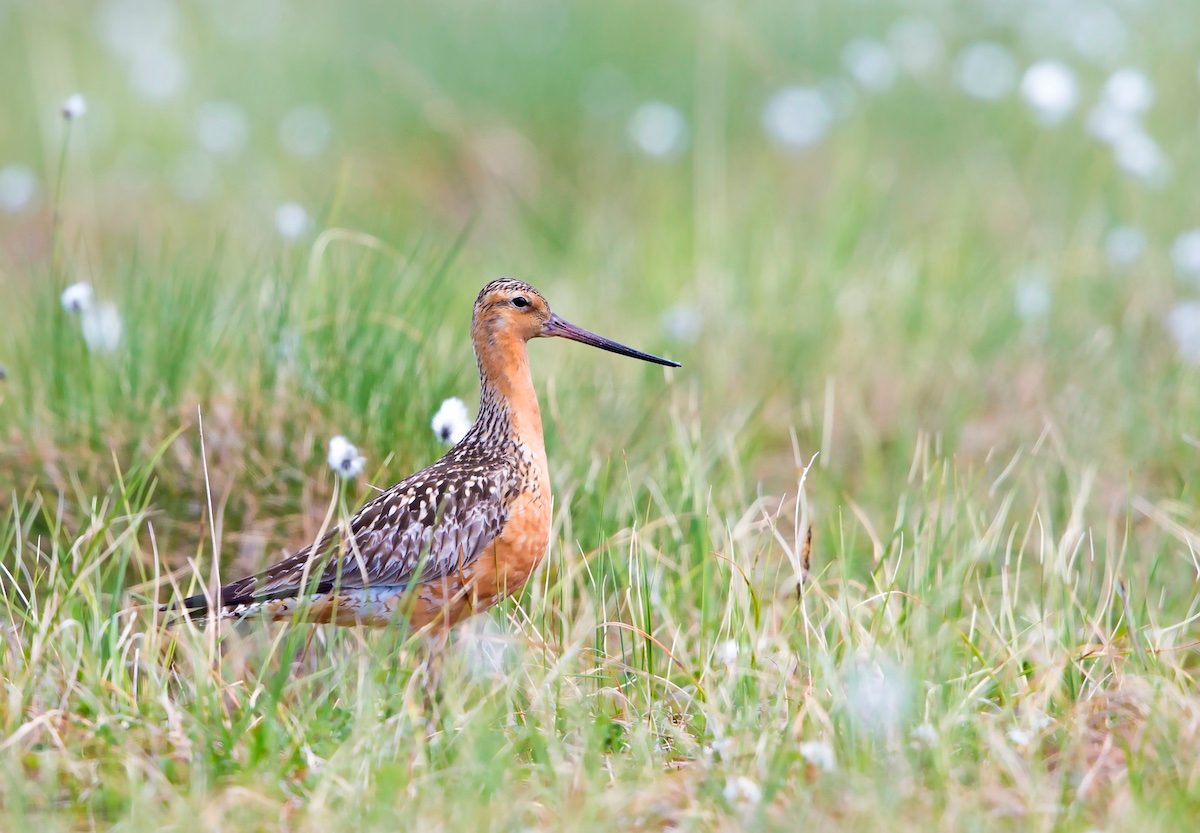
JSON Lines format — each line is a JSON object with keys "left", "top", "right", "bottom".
{"left": 172, "top": 278, "right": 679, "bottom": 629}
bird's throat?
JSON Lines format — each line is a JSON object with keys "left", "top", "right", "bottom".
{"left": 474, "top": 333, "right": 546, "bottom": 456}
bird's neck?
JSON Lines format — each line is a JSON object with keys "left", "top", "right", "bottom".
{"left": 472, "top": 331, "right": 546, "bottom": 457}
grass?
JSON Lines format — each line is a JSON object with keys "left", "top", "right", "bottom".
{"left": 3, "top": 0, "right": 1200, "bottom": 829}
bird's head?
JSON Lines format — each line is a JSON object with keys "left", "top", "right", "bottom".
{"left": 472, "top": 278, "right": 680, "bottom": 367}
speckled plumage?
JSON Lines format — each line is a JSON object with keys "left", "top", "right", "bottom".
{"left": 172, "top": 277, "right": 677, "bottom": 630}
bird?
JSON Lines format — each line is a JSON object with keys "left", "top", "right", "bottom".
{"left": 171, "top": 278, "right": 680, "bottom": 630}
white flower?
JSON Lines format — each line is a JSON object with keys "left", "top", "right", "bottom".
{"left": 762, "top": 86, "right": 833, "bottom": 149}
{"left": 431, "top": 397, "right": 472, "bottom": 445}
{"left": 98, "top": 0, "right": 186, "bottom": 101}
{"left": 196, "top": 100, "right": 248, "bottom": 157}
{"left": 81, "top": 302, "right": 122, "bottom": 353}
{"left": 459, "top": 616, "right": 512, "bottom": 681}
{"left": 128, "top": 44, "right": 186, "bottom": 102}
{"left": 955, "top": 42, "right": 1017, "bottom": 101}
{"left": 1086, "top": 102, "right": 1141, "bottom": 146}
{"left": 1104, "top": 225, "right": 1146, "bottom": 267}
{"left": 327, "top": 435, "right": 366, "bottom": 479}
{"left": 1007, "top": 727, "right": 1033, "bottom": 748}
{"left": 275, "top": 326, "right": 301, "bottom": 365}
{"left": 842, "top": 38, "right": 898, "bottom": 92}
{"left": 911, "top": 722, "right": 939, "bottom": 747}
{"left": 99, "top": 0, "right": 178, "bottom": 59}
{"left": 716, "top": 639, "right": 739, "bottom": 668}
{"left": 799, "top": 740, "right": 836, "bottom": 772}
{"left": 722, "top": 776, "right": 762, "bottom": 809}
{"left": 60, "top": 282, "right": 95, "bottom": 313}
{"left": 1113, "top": 130, "right": 1168, "bottom": 186}
{"left": 61, "top": 93, "right": 87, "bottom": 121}
{"left": 887, "top": 17, "right": 944, "bottom": 77}
{"left": 662, "top": 303, "right": 701, "bottom": 343}
{"left": 844, "top": 657, "right": 911, "bottom": 737}
{"left": 1171, "top": 230, "right": 1200, "bottom": 282}
{"left": 1167, "top": 302, "right": 1200, "bottom": 364}
{"left": 1028, "top": 710, "right": 1053, "bottom": 731}
{"left": 1103, "top": 68, "right": 1154, "bottom": 115}
{"left": 710, "top": 734, "right": 736, "bottom": 760}
{"left": 0, "top": 164, "right": 37, "bottom": 213}
{"left": 1067, "top": 3, "right": 1128, "bottom": 62}
{"left": 627, "top": 101, "right": 687, "bottom": 159}
{"left": 279, "top": 105, "right": 333, "bottom": 157}
{"left": 274, "top": 202, "right": 310, "bottom": 240}
{"left": 1014, "top": 270, "right": 1051, "bottom": 323}
{"left": 1020, "top": 61, "right": 1078, "bottom": 125}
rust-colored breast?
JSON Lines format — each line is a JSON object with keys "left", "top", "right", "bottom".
{"left": 405, "top": 485, "right": 551, "bottom": 630}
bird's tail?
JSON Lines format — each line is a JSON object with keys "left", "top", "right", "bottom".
{"left": 159, "top": 582, "right": 274, "bottom": 626}
{"left": 160, "top": 584, "right": 339, "bottom": 626}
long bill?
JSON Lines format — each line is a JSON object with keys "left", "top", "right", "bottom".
{"left": 542, "top": 314, "right": 681, "bottom": 367}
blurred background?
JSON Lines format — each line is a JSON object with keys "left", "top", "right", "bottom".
{"left": 3, "top": 0, "right": 1200, "bottom": 561}
{"left": 7, "top": 1, "right": 1200, "bottom": 827}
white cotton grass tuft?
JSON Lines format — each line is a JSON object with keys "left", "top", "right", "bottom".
{"left": 61, "top": 93, "right": 87, "bottom": 121}
{"left": 61, "top": 282, "right": 95, "bottom": 313}
{"left": 81, "top": 302, "right": 122, "bottom": 353}
{"left": 128, "top": 45, "right": 186, "bottom": 101}
{"left": 1086, "top": 101, "right": 1140, "bottom": 146}
{"left": 1007, "top": 726, "right": 1033, "bottom": 748}
{"left": 887, "top": 17, "right": 944, "bottom": 77}
{"left": 1007, "top": 708, "right": 1053, "bottom": 749}
{"left": 61, "top": 282, "right": 121, "bottom": 352}
{"left": 708, "top": 733, "right": 736, "bottom": 761}
{"left": 196, "top": 100, "right": 249, "bottom": 157}
{"left": 716, "top": 639, "right": 739, "bottom": 668}
{"left": 1104, "top": 225, "right": 1146, "bottom": 267}
{"left": 799, "top": 740, "right": 836, "bottom": 772}
{"left": 841, "top": 38, "right": 898, "bottom": 92}
{"left": 722, "top": 776, "right": 762, "bottom": 810}
{"left": 1170, "top": 230, "right": 1200, "bottom": 283}
{"left": 627, "top": 101, "right": 688, "bottom": 159}
{"left": 911, "top": 722, "right": 939, "bottom": 747}
{"left": 97, "top": 0, "right": 186, "bottom": 101}
{"left": 1113, "top": 130, "right": 1169, "bottom": 186}
{"left": 98, "top": 0, "right": 179, "bottom": 59}
{"left": 0, "top": 165, "right": 37, "bottom": 213}
{"left": 1085, "top": 68, "right": 1165, "bottom": 187}
{"left": 1103, "top": 68, "right": 1154, "bottom": 115}
{"left": 274, "top": 202, "right": 310, "bottom": 240}
{"left": 762, "top": 86, "right": 833, "bottom": 149}
{"left": 327, "top": 435, "right": 366, "bottom": 479}
{"left": 1166, "top": 302, "right": 1200, "bottom": 364}
{"left": 432, "top": 397, "right": 472, "bottom": 445}
{"left": 843, "top": 655, "right": 911, "bottom": 738}
{"left": 955, "top": 42, "right": 1017, "bottom": 101}
{"left": 662, "top": 303, "right": 701, "bottom": 343}
{"left": 459, "top": 616, "right": 513, "bottom": 681}
{"left": 1066, "top": 2, "right": 1128, "bottom": 63}
{"left": 1014, "top": 268, "right": 1052, "bottom": 324}
{"left": 1020, "top": 60, "right": 1079, "bottom": 124}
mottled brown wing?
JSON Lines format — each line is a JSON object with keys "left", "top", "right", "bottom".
{"left": 179, "top": 462, "right": 510, "bottom": 615}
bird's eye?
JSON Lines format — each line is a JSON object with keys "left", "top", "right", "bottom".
{"left": 512, "top": 296, "right": 530, "bottom": 309}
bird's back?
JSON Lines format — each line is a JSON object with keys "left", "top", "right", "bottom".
{"left": 176, "top": 435, "right": 549, "bottom": 628}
